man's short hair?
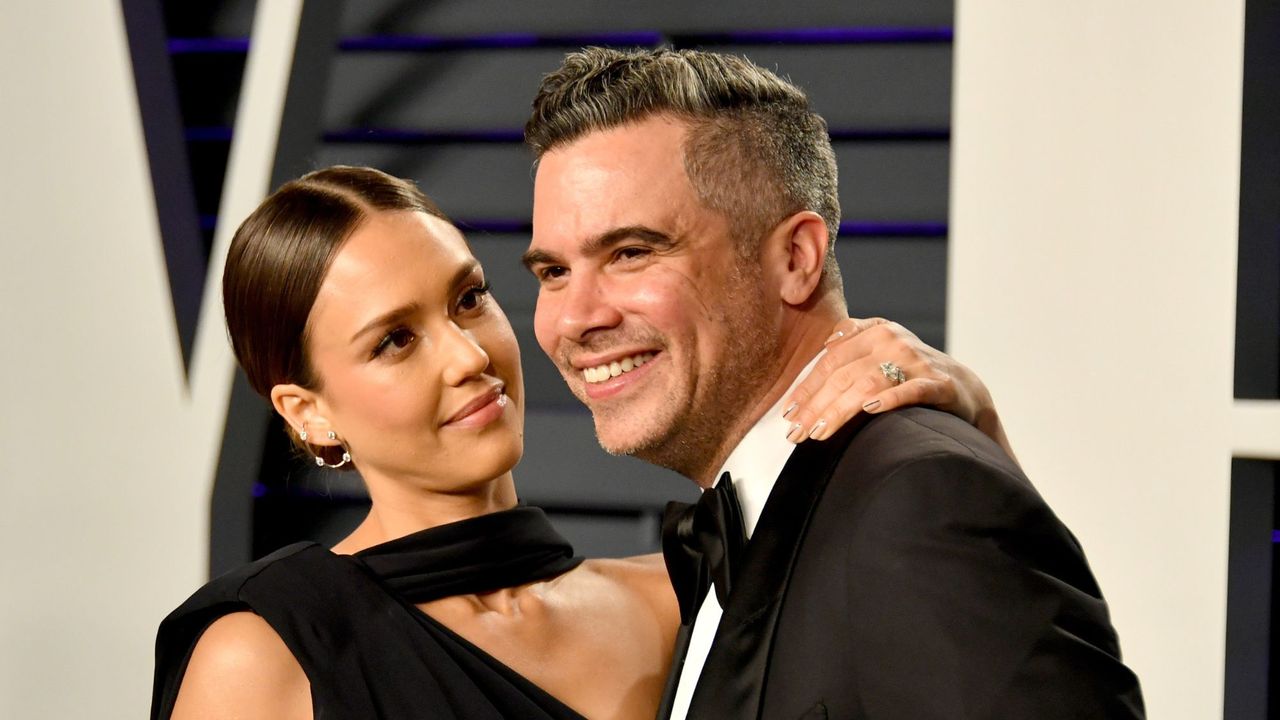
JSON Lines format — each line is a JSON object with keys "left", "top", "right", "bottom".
{"left": 526, "top": 47, "right": 842, "bottom": 289}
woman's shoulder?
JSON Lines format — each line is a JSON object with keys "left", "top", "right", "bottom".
{"left": 168, "top": 611, "right": 310, "bottom": 720}
{"left": 155, "top": 544, "right": 335, "bottom": 719}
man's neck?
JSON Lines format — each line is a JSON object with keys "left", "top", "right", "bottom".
{"left": 692, "top": 312, "right": 844, "bottom": 487}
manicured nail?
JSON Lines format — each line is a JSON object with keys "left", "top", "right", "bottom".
{"left": 786, "top": 422, "right": 803, "bottom": 442}
{"left": 782, "top": 402, "right": 799, "bottom": 418}
{"left": 862, "top": 399, "right": 882, "bottom": 413}
{"left": 807, "top": 419, "right": 827, "bottom": 440}
{"left": 824, "top": 330, "right": 846, "bottom": 345}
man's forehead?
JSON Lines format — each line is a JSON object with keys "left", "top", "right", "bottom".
{"left": 537, "top": 117, "right": 690, "bottom": 184}
{"left": 531, "top": 120, "right": 697, "bottom": 247}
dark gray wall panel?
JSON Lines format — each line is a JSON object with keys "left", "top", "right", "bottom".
{"left": 545, "top": 513, "right": 663, "bottom": 558}
{"left": 1224, "top": 458, "right": 1276, "bottom": 720}
{"left": 324, "top": 44, "right": 950, "bottom": 131}
{"left": 467, "top": 232, "right": 539, "bottom": 314}
{"left": 314, "top": 143, "right": 536, "bottom": 218}
{"left": 835, "top": 141, "right": 950, "bottom": 221}
{"left": 1235, "top": 0, "right": 1280, "bottom": 399}
{"left": 517, "top": 409, "right": 697, "bottom": 508}
{"left": 705, "top": 45, "right": 952, "bottom": 129}
{"left": 837, "top": 237, "right": 947, "bottom": 349}
{"left": 325, "top": 49, "right": 571, "bottom": 130}
{"left": 341, "top": 1, "right": 954, "bottom": 36}
{"left": 164, "top": 0, "right": 257, "bottom": 37}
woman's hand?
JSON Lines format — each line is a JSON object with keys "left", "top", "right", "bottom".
{"left": 785, "top": 317, "right": 1017, "bottom": 462}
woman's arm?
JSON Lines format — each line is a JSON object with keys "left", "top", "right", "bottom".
{"left": 787, "top": 317, "right": 1017, "bottom": 463}
{"left": 169, "top": 612, "right": 311, "bottom": 720}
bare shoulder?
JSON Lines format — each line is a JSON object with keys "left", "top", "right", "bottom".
{"left": 170, "top": 611, "right": 311, "bottom": 720}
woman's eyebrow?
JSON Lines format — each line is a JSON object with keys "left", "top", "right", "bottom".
{"left": 350, "top": 303, "right": 421, "bottom": 344}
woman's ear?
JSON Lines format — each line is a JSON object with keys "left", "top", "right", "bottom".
{"left": 270, "top": 383, "right": 340, "bottom": 447}
{"left": 764, "top": 211, "right": 829, "bottom": 306}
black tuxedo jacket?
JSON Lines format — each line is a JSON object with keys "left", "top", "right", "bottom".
{"left": 662, "top": 407, "right": 1144, "bottom": 719}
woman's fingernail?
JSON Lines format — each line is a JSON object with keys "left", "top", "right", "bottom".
{"left": 824, "top": 330, "right": 846, "bottom": 345}
{"left": 862, "top": 399, "right": 882, "bottom": 413}
{"left": 807, "top": 419, "right": 827, "bottom": 440}
{"left": 783, "top": 402, "right": 799, "bottom": 418}
{"left": 786, "top": 422, "right": 803, "bottom": 442}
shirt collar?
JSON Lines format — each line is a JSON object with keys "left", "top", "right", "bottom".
{"left": 715, "top": 351, "right": 824, "bottom": 538}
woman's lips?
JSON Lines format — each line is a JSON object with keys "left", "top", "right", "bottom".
{"left": 444, "top": 386, "right": 509, "bottom": 428}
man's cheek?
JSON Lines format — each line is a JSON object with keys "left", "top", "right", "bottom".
{"left": 531, "top": 304, "right": 556, "bottom": 357}
{"left": 628, "top": 265, "right": 717, "bottom": 320}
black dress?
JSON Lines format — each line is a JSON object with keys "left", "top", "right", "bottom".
{"left": 150, "top": 507, "right": 588, "bottom": 719}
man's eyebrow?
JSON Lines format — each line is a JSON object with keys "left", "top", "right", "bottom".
{"left": 521, "top": 226, "right": 677, "bottom": 273}
{"left": 521, "top": 247, "right": 562, "bottom": 273}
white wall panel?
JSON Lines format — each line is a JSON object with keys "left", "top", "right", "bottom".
{"left": 0, "top": 1, "right": 300, "bottom": 716}
{"left": 950, "top": 2, "right": 1245, "bottom": 717}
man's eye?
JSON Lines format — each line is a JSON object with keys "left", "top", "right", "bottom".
{"left": 458, "top": 281, "right": 491, "bottom": 312}
{"left": 616, "top": 247, "right": 651, "bottom": 261}
{"left": 372, "top": 327, "right": 417, "bottom": 358}
{"left": 538, "top": 266, "right": 568, "bottom": 282}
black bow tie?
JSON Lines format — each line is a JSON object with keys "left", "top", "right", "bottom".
{"left": 662, "top": 472, "right": 748, "bottom": 624}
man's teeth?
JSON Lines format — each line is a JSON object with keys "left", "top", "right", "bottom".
{"left": 582, "top": 352, "right": 655, "bottom": 384}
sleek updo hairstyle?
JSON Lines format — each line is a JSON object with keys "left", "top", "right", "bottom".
{"left": 222, "top": 166, "right": 447, "bottom": 461}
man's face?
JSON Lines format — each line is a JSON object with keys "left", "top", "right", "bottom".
{"left": 525, "top": 116, "right": 778, "bottom": 476}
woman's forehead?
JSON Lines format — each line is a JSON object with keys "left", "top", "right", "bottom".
{"left": 337, "top": 211, "right": 471, "bottom": 278}
{"left": 311, "top": 211, "right": 475, "bottom": 324}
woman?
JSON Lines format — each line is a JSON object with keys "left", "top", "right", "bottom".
{"left": 152, "top": 166, "right": 1011, "bottom": 720}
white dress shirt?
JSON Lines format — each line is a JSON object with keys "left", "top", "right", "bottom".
{"left": 668, "top": 353, "right": 823, "bottom": 719}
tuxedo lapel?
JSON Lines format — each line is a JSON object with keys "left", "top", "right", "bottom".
{"left": 685, "top": 419, "right": 864, "bottom": 718}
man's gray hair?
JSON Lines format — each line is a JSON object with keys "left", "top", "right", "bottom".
{"left": 526, "top": 47, "right": 842, "bottom": 289}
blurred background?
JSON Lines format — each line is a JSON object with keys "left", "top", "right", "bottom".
{"left": 1, "top": 0, "right": 1275, "bottom": 718}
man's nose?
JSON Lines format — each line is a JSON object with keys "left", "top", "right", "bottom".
{"left": 557, "top": 272, "right": 623, "bottom": 342}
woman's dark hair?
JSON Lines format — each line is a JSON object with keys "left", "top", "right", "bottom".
{"left": 223, "top": 165, "right": 447, "bottom": 400}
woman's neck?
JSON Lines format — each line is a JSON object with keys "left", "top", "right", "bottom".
{"left": 332, "top": 470, "right": 520, "bottom": 554}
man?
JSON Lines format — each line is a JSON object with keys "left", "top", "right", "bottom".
{"left": 522, "top": 47, "right": 1144, "bottom": 719}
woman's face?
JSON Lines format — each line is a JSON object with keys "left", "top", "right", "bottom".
{"left": 299, "top": 209, "right": 524, "bottom": 492}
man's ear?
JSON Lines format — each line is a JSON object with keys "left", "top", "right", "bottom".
{"left": 765, "top": 211, "right": 829, "bottom": 306}
{"left": 269, "top": 383, "right": 340, "bottom": 446}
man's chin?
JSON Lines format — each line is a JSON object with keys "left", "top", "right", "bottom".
{"left": 590, "top": 412, "right": 671, "bottom": 458}
{"left": 593, "top": 421, "right": 655, "bottom": 457}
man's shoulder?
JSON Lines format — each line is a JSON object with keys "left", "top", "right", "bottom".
{"left": 807, "top": 406, "right": 1049, "bottom": 538}
{"left": 836, "top": 406, "right": 1022, "bottom": 482}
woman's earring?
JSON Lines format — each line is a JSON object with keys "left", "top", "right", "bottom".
{"left": 300, "top": 422, "right": 352, "bottom": 469}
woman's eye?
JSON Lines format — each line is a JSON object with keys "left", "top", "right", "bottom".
{"left": 372, "top": 327, "right": 417, "bottom": 358}
{"left": 458, "top": 281, "right": 491, "bottom": 312}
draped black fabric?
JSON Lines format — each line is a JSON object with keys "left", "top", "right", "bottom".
{"left": 151, "top": 507, "right": 587, "bottom": 719}
{"left": 357, "top": 505, "right": 584, "bottom": 603}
